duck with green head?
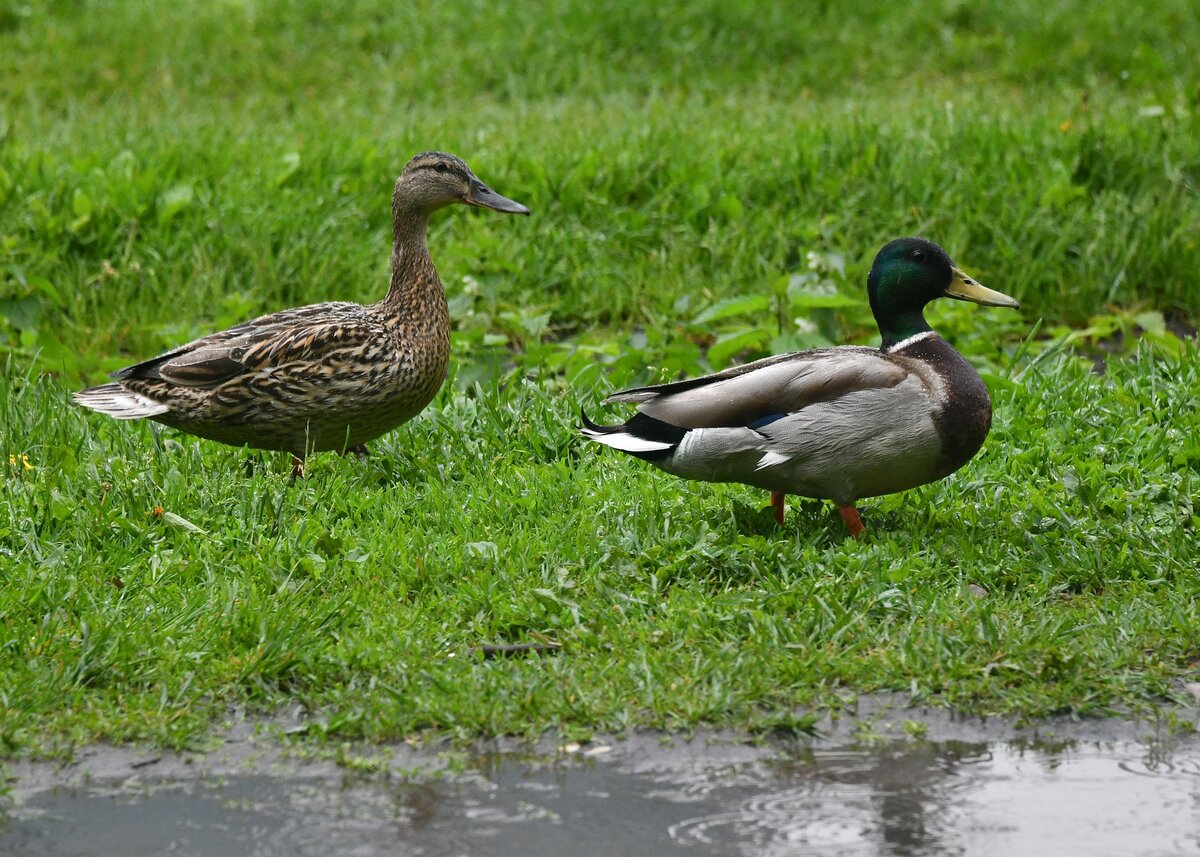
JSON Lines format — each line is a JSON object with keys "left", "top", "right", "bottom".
{"left": 581, "top": 237, "right": 1020, "bottom": 537}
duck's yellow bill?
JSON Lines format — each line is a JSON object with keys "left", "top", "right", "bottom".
{"left": 944, "top": 267, "right": 1020, "bottom": 308}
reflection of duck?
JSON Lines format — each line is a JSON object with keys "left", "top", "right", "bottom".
{"left": 583, "top": 238, "right": 1019, "bottom": 537}
{"left": 669, "top": 740, "right": 991, "bottom": 854}
{"left": 74, "top": 152, "right": 530, "bottom": 475}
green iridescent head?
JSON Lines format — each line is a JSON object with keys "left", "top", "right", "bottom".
{"left": 867, "top": 237, "right": 1019, "bottom": 348}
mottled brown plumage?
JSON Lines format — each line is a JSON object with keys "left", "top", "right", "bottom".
{"left": 74, "top": 152, "right": 529, "bottom": 469}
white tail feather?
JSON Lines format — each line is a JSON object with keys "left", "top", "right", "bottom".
{"left": 73, "top": 383, "right": 170, "bottom": 419}
{"left": 581, "top": 428, "right": 674, "bottom": 454}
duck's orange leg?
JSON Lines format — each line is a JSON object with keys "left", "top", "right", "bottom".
{"left": 770, "top": 490, "right": 786, "bottom": 525}
{"left": 838, "top": 504, "right": 865, "bottom": 539}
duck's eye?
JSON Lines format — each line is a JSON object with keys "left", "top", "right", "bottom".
{"left": 911, "top": 249, "right": 926, "bottom": 261}
{"left": 433, "top": 162, "right": 450, "bottom": 174}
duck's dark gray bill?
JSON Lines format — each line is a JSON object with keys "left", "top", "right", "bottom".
{"left": 466, "top": 180, "right": 531, "bottom": 215}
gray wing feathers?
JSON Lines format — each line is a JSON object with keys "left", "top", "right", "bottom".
{"left": 660, "top": 376, "right": 942, "bottom": 503}
{"left": 625, "top": 348, "right": 909, "bottom": 428}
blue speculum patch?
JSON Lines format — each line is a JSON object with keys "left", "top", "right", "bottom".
{"left": 746, "top": 412, "right": 787, "bottom": 429}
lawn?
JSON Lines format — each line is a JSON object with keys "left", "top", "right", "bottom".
{"left": 1, "top": 0, "right": 1198, "bottom": 754}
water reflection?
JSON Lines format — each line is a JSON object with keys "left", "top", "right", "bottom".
{"left": 658, "top": 738, "right": 1200, "bottom": 857}
{"left": 3, "top": 736, "right": 1199, "bottom": 856}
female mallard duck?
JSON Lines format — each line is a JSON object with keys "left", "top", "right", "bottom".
{"left": 75, "top": 152, "right": 529, "bottom": 475}
{"left": 581, "top": 237, "right": 1019, "bottom": 538}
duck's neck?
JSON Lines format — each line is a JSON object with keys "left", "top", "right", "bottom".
{"left": 878, "top": 310, "right": 933, "bottom": 353}
{"left": 380, "top": 203, "right": 446, "bottom": 319}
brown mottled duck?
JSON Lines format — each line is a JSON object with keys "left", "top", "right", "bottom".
{"left": 74, "top": 152, "right": 530, "bottom": 475}
{"left": 581, "top": 238, "right": 1019, "bottom": 538}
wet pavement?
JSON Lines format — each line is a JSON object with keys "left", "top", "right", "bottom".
{"left": 3, "top": 708, "right": 1199, "bottom": 856}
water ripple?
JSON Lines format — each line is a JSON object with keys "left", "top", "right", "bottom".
{"left": 7, "top": 737, "right": 1200, "bottom": 857}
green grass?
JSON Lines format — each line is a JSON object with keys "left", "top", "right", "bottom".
{"left": 1, "top": 0, "right": 1199, "bottom": 754}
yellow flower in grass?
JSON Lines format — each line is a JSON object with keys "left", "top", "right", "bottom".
{"left": 8, "top": 454, "right": 33, "bottom": 471}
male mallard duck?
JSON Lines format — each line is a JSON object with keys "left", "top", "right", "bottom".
{"left": 581, "top": 237, "right": 1019, "bottom": 538}
{"left": 75, "top": 152, "right": 529, "bottom": 475}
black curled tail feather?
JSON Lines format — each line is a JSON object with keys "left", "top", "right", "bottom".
{"left": 579, "top": 407, "right": 687, "bottom": 462}
{"left": 579, "top": 407, "right": 615, "bottom": 434}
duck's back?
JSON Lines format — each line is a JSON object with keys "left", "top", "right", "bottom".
{"left": 599, "top": 337, "right": 994, "bottom": 506}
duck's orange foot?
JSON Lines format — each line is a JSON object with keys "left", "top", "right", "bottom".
{"left": 838, "top": 504, "right": 865, "bottom": 539}
{"left": 770, "top": 490, "right": 786, "bottom": 525}
{"left": 290, "top": 455, "right": 305, "bottom": 479}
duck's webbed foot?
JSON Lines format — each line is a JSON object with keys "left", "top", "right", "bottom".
{"left": 290, "top": 455, "right": 305, "bottom": 479}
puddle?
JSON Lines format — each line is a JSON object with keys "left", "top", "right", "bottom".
{"left": 4, "top": 732, "right": 1200, "bottom": 856}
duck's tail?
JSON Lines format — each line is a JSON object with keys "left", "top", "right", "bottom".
{"left": 73, "top": 383, "right": 169, "bottom": 420}
{"left": 579, "top": 408, "right": 685, "bottom": 461}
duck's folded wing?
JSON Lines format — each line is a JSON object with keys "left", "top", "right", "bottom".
{"left": 113, "top": 315, "right": 383, "bottom": 389}
{"left": 604, "top": 347, "right": 910, "bottom": 429}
